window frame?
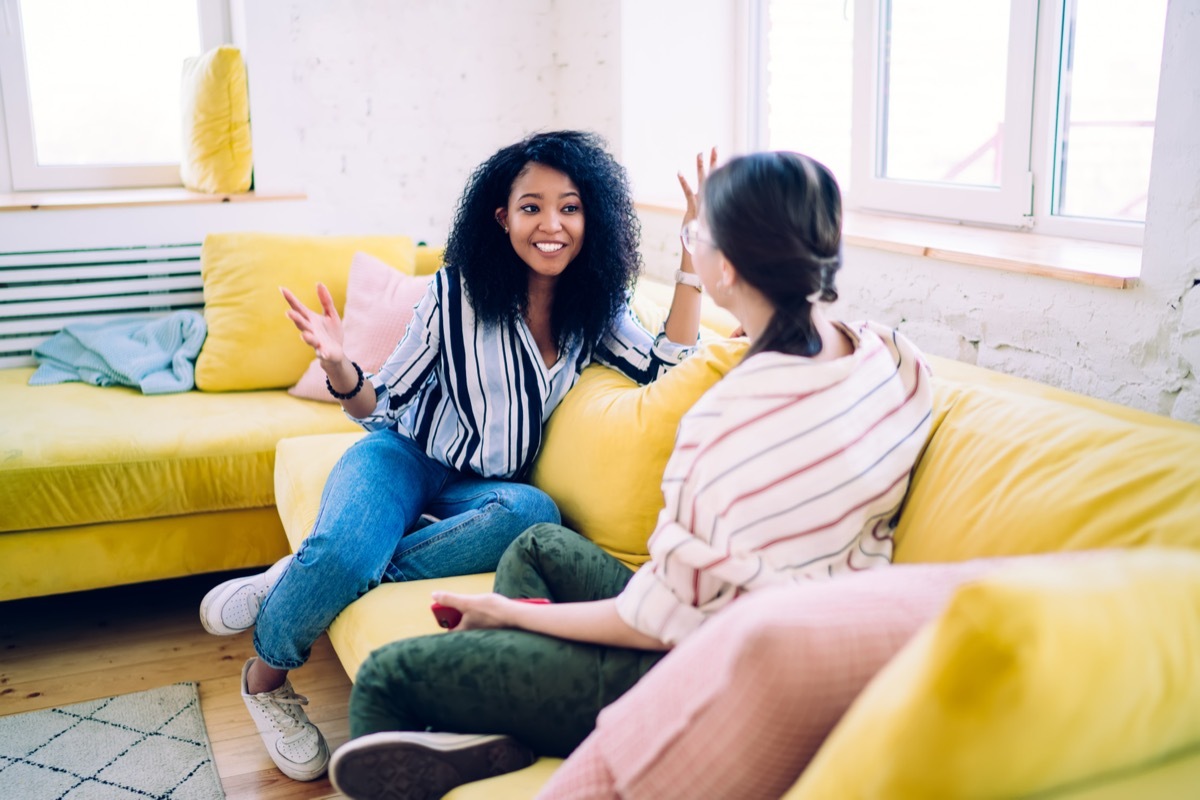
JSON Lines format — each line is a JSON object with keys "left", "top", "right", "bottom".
{"left": 1026, "top": 0, "right": 1146, "bottom": 245}
{"left": 851, "top": 0, "right": 1039, "bottom": 229}
{"left": 0, "top": 0, "right": 230, "bottom": 192}
{"left": 751, "top": 0, "right": 1156, "bottom": 246}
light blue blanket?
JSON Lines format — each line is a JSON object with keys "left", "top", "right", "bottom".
{"left": 29, "top": 311, "right": 207, "bottom": 395}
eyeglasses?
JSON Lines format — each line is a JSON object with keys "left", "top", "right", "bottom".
{"left": 680, "top": 220, "right": 717, "bottom": 255}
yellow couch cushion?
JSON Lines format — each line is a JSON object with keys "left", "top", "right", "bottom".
{"left": 791, "top": 548, "right": 1200, "bottom": 799}
{"left": 0, "top": 368, "right": 357, "bottom": 533}
{"left": 894, "top": 368, "right": 1200, "bottom": 561}
{"left": 180, "top": 45, "right": 253, "bottom": 194}
{"left": 630, "top": 278, "right": 740, "bottom": 337}
{"left": 0, "top": 508, "right": 290, "bottom": 602}
{"left": 531, "top": 339, "right": 749, "bottom": 568}
{"left": 275, "top": 432, "right": 366, "bottom": 554}
{"left": 195, "top": 233, "right": 416, "bottom": 392}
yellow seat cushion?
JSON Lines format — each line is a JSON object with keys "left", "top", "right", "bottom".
{"left": 327, "top": 573, "right": 495, "bottom": 680}
{"left": 791, "top": 548, "right": 1200, "bottom": 799}
{"left": 445, "top": 758, "right": 564, "bottom": 799}
{"left": 0, "top": 508, "right": 290, "bottom": 602}
{"left": 195, "top": 233, "right": 416, "bottom": 391}
{"left": 0, "top": 368, "right": 357, "bottom": 533}
{"left": 180, "top": 45, "right": 253, "bottom": 194}
{"left": 531, "top": 339, "right": 748, "bottom": 568}
{"left": 275, "top": 432, "right": 366, "bottom": 554}
{"left": 894, "top": 370, "right": 1200, "bottom": 561}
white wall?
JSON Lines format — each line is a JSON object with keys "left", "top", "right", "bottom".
{"left": 619, "top": 0, "right": 741, "bottom": 205}
{"left": 239, "top": 0, "right": 561, "bottom": 243}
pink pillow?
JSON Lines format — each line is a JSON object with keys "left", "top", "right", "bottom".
{"left": 539, "top": 557, "right": 1037, "bottom": 800}
{"left": 289, "top": 252, "right": 433, "bottom": 402}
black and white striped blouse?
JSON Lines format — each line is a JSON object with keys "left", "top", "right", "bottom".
{"left": 351, "top": 266, "right": 694, "bottom": 479}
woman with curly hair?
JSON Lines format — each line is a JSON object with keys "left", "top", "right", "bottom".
{"left": 196, "top": 130, "right": 704, "bottom": 783}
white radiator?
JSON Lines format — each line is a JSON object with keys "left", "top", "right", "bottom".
{"left": 0, "top": 244, "right": 204, "bottom": 369}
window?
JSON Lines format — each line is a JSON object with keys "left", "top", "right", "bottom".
{"left": 0, "top": 0, "right": 229, "bottom": 191}
{"left": 755, "top": 0, "right": 1168, "bottom": 245}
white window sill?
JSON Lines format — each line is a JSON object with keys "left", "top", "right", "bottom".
{"left": 841, "top": 211, "right": 1140, "bottom": 289}
{"left": 635, "top": 202, "right": 1141, "bottom": 289}
{"left": 0, "top": 186, "right": 306, "bottom": 212}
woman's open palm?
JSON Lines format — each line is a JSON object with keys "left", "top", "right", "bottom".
{"left": 281, "top": 283, "right": 345, "bottom": 364}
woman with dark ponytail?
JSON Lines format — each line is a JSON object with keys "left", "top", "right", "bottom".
{"left": 328, "top": 152, "right": 935, "bottom": 800}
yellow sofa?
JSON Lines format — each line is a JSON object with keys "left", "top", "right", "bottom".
{"left": 8, "top": 228, "right": 1198, "bottom": 795}
{"left": 273, "top": 349, "right": 1200, "bottom": 799}
{"left": 0, "top": 234, "right": 442, "bottom": 602}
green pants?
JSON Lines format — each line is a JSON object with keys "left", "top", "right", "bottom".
{"left": 348, "top": 524, "right": 666, "bottom": 757}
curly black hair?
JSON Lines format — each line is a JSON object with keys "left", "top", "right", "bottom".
{"left": 443, "top": 130, "right": 642, "bottom": 351}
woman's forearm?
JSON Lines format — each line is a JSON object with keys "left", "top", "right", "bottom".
{"left": 508, "top": 598, "right": 669, "bottom": 650}
{"left": 663, "top": 252, "right": 702, "bottom": 345}
{"left": 324, "top": 357, "right": 377, "bottom": 418}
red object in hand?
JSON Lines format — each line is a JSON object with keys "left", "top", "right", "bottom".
{"left": 430, "top": 597, "right": 550, "bottom": 630}
{"left": 430, "top": 602, "right": 462, "bottom": 629}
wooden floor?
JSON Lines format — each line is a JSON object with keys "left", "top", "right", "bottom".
{"left": 0, "top": 571, "right": 353, "bottom": 799}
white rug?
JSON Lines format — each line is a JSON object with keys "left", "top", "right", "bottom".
{"left": 0, "top": 682, "right": 224, "bottom": 799}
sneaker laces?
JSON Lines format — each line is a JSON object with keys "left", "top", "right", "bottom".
{"left": 253, "top": 688, "right": 314, "bottom": 745}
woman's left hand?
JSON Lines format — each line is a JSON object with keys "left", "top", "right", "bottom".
{"left": 678, "top": 147, "right": 719, "bottom": 228}
{"left": 431, "top": 591, "right": 512, "bottom": 631}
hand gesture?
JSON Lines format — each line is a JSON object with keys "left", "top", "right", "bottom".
{"left": 678, "top": 146, "right": 719, "bottom": 228}
{"left": 281, "top": 283, "right": 345, "bottom": 366}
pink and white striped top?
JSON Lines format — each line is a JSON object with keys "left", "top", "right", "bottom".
{"left": 615, "top": 321, "right": 934, "bottom": 645}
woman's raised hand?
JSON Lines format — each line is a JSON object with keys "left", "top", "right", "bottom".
{"left": 677, "top": 146, "right": 719, "bottom": 227}
{"left": 281, "top": 283, "right": 345, "bottom": 365}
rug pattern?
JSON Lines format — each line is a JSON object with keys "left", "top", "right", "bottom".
{"left": 0, "top": 682, "right": 224, "bottom": 799}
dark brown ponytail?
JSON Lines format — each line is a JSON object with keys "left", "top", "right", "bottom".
{"left": 702, "top": 152, "right": 842, "bottom": 358}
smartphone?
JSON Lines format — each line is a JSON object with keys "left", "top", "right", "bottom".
{"left": 430, "top": 602, "right": 462, "bottom": 630}
{"left": 430, "top": 597, "right": 550, "bottom": 630}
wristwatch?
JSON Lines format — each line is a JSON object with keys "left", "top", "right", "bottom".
{"left": 674, "top": 268, "right": 703, "bottom": 293}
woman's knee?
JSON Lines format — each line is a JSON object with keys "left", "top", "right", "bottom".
{"left": 349, "top": 642, "right": 421, "bottom": 736}
{"left": 505, "top": 522, "right": 575, "bottom": 560}
{"left": 498, "top": 485, "right": 561, "bottom": 528}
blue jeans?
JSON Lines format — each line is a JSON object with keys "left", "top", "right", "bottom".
{"left": 253, "top": 429, "right": 560, "bottom": 670}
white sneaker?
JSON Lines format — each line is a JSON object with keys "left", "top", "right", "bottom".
{"left": 329, "top": 731, "right": 536, "bottom": 800}
{"left": 199, "top": 554, "right": 293, "bottom": 635}
{"left": 240, "top": 658, "right": 329, "bottom": 781}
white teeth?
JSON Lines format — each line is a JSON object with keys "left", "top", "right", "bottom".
{"left": 535, "top": 243, "right": 565, "bottom": 252}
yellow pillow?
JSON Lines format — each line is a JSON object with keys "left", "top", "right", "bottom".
{"left": 894, "top": 378, "right": 1200, "bottom": 561}
{"left": 180, "top": 45, "right": 253, "bottom": 194}
{"left": 196, "top": 233, "right": 416, "bottom": 392}
{"left": 532, "top": 339, "right": 748, "bottom": 568}
{"left": 414, "top": 246, "right": 445, "bottom": 277}
{"left": 792, "top": 548, "right": 1200, "bottom": 799}
{"left": 632, "top": 279, "right": 740, "bottom": 337}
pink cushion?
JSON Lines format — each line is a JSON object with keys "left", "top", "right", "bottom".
{"left": 289, "top": 252, "right": 432, "bottom": 402}
{"left": 538, "top": 558, "right": 1033, "bottom": 800}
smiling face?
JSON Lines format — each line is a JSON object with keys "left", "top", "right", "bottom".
{"left": 496, "top": 162, "right": 585, "bottom": 280}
